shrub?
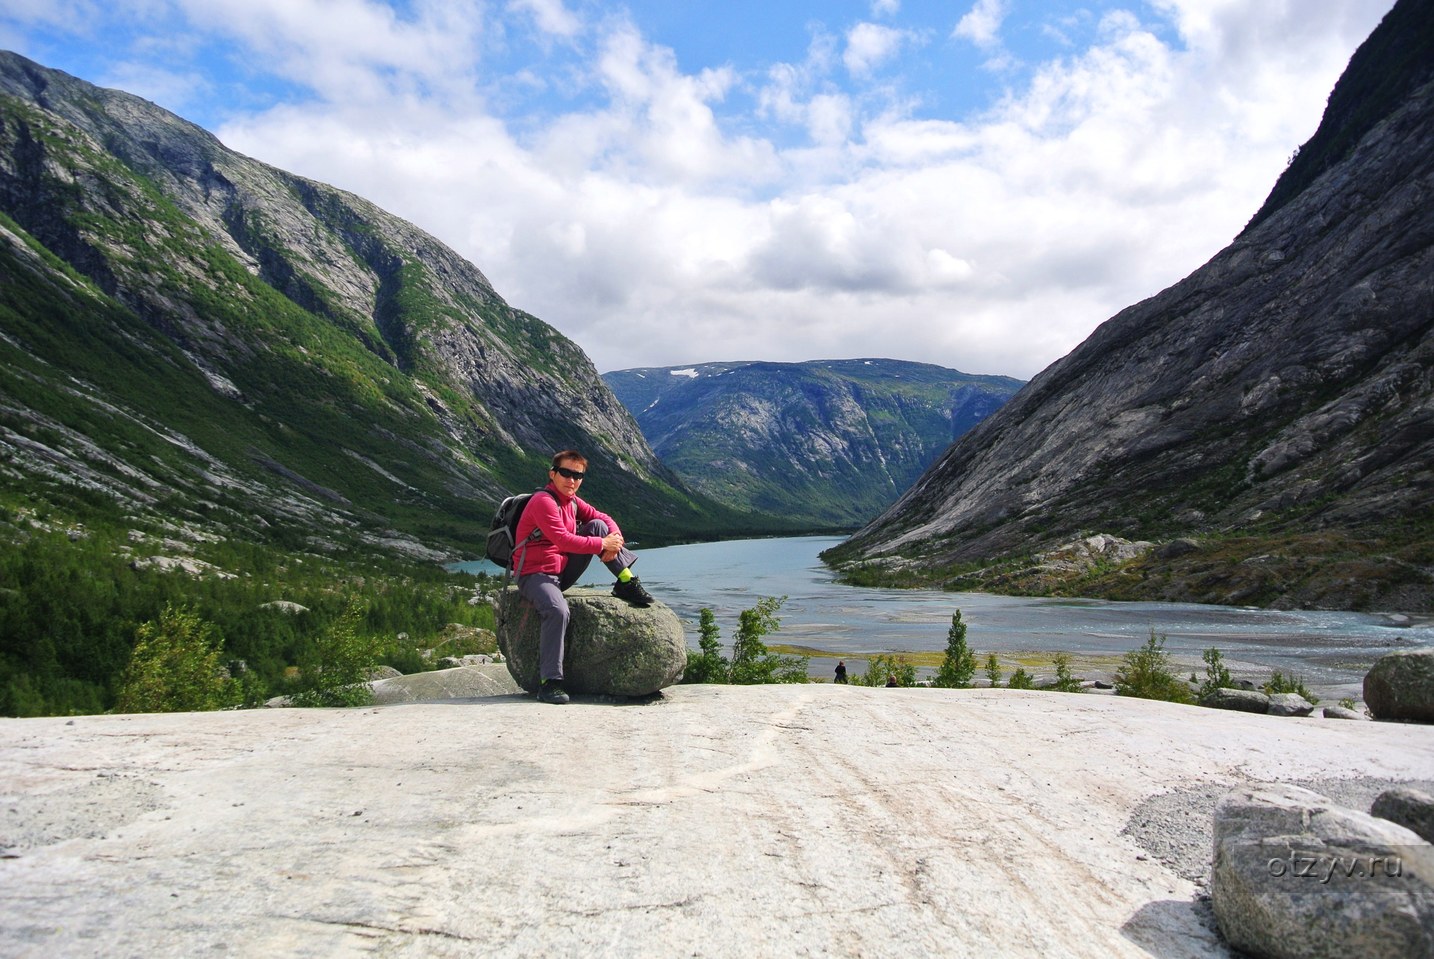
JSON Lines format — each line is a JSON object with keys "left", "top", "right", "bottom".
{"left": 115, "top": 604, "right": 242, "bottom": 713}
{"left": 1008, "top": 667, "right": 1035, "bottom": 690}
{"left": 1114, "top": 631, "right": 1194, "bottom": 704}
{"left": 682, "top": 607, "right": 730, "bottom": 684}
{"left": 859, "top": 654, "right": 918, "bottom": 687}
{"left": 684, "top": 598, "right": 805, "bottom": 685}
{"left": 984, "top": 652, "right": 1002, "bottom": 688}
{"left": 1264, "top": 671, "right": 1319, "bottom": 704}
{"left": 932, "top": 609, "right": 976, "bottom": 688}
{"left": 1199, "top": 647, "right": 1234, "bottom": 700}
{"left": 289, "top": 599, "right": 381, "bottom": 707}
{"left": 1051, "top": 652, "right": 1083, "bottom": 693}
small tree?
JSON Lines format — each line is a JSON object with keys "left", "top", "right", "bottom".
{"left": 1007, "top": 667, "right": 1035, "bottom": 690}
{"left": 858, "top": 654, "right": 918, "bottom": 687}
{"left": 932, "top": 609, "right": 976, "bottom": 688}
{"left": 727, "top": 597, "right": 807, "bottom": 685}
{"left": 1199, "top": 647, "right": 1233, "bottom": 700}
{"left": 683, "top": 607, "right": 730, "bottom": 684}
{"left": 290, "top": 599, "right": 381, "bottom": 707}
{"left": 984, "top": 652, "right": 1002, "bottom": 688}
{"left": 1051, "top": 652, "right": 1083, "bottom": 693}
{"left": 1114, "top": 631, "right": 1194, "bottom": 704}
{"left": 116, "top": 604, "right": 241, "bottom": 713}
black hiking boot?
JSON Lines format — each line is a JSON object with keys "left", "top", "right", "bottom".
{"left": 612, "top": 577, "right": 654, "bottom": 607}
{"left": 537, "top": 679, "right": 569, "bottom": 704}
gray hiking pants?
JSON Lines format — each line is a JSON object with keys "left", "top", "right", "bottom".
{"left": 516, "top": 519, "right": 637, "bottom": 682}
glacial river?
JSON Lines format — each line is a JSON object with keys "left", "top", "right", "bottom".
{"left": 457, "top": 535, "right": 1431, "bottom": 700}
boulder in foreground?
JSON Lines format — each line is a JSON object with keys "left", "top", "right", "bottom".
{"left": 1211, "top": 783, "right": 1434, "bottom": 959}
{"left": 495, "top": 587, "right": 687, "bottom": 696}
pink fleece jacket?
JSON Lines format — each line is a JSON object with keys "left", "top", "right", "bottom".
{"left": 513, "top": 482, "right": 623, "bottom": 576}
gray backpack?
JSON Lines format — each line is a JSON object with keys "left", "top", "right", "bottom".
{"left": 484, "top": 489, "right": 555, "bottom": 570}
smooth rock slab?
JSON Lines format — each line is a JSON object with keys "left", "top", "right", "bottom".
{"left": 496, "top": 586, "right": 687, "bottom": 696}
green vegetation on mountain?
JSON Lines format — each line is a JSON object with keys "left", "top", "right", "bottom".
{"left": 605, "top": 359, "right": 1022, "bottom": 528}
{"left": 0, "top": 52, "right": 807, "bottom": 715}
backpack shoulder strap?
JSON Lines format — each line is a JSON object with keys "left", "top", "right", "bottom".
{"left": 508, "top": 488, "right": 561, "bottom": 578}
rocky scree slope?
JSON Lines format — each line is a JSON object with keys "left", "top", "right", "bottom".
{"left": 603, "top": 359, "right": 1023, "bottom": 527}
{"left": 0, "top": 52, "right": 751, "bottom": 557}
{"left": 827, "top": 0, "right": 1434, "bottom": 612}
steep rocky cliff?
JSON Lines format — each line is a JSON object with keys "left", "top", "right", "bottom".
{"left": 0, "top": 52, "right": 762, "bottom": 556}
{"left": 604, "top": 359, "right": 1022, "bottom": 527}
{"left": 827, "top": 0, "right": 1434, "bottom": 611}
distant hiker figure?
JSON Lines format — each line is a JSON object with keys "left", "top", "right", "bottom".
{"left": 513, "top": 450, "right": 654, "bottom": 704}
{"left": 885, "top": 674, "right": 898, "bottom": 687}
{"left": 834, "top": 661, "right": 848, "bottom": 684}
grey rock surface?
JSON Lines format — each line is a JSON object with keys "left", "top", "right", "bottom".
{"left": 368, "top": 663, "right": 522, "bottom": 704}
{"left": 1200, "top": 688, "right": 1271, "bottom": 714}
{"left": 1365, "top": 649, "right": 1434, "bottom": 721}
{"left": 495, "top": 587, "right": 687, "bottom": 697}
{"left": 833, "top": 13, "right": 1434, "bottom": 612}
{"left": 1211, "top": 783, "right": 1434, "bottom": 959}
{"left": 1372, "top": 786, "right": 1434, "bottom": 844}
{"left": 1265, "top": 693, "right": 1315, "bottom": 718}
{"left": 4, "top": 686, "right": 1434, "bottom": 958}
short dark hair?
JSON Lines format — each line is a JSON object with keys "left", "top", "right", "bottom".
{"left": 551, "top": 450, "right": 588, "bottom": 470}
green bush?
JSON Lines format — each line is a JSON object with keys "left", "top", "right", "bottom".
{"left": 984, "top": 652, "right": 1002, "bottom": 687}
{"left": 115, "top": 604, "right": 242, "bottom": 713}
{"left": 858, "top": 654, "right": 918, "bottom": 687}
{"left": 683, "top": 599, "right": 805, "bottom": 685}
{"left": 682, "top": 607, "right": 730, "bottom": 684}
{"left": 1007, "top": 667, "right": 1035, "bottom": 690}
{"left": 1264, "top": 671, "right": 1319, "bottom": 704}
{"left": 1199, "top": 647, "right": 1234, "bottom": 700}
{"left": 1050, "top": 652, "right": 1083, "bottom": 693}
{"left": 288, "top": 599, "right": 381, "bottom": 707}
{"left": 1114, "top": 631, "right": 1194, "bottom": 704}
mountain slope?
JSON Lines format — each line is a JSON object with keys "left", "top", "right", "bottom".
{"left": 603, "top": 359, "right": 1023, "bottom": 527}
{"left": 0, "top": 51, "right": 779, "bottom": 558}
{"left": 826, "top": 0, "right": 1434, "bottom": 612}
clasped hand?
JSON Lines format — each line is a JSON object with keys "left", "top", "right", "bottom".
{"left": 600, "top": 531, "right": 624, "bottom": 562}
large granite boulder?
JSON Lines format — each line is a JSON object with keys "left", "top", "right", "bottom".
{"left": 1266, "top": 693, "right": 1315, "bottom": 718}
{"left": 495, "top": 587, "right": 687, "bottom": 696}
{"left": 1372, "top": 787, "right": 1434, "bottom": 844}
{"left": 1365, "top": 650, "right": 1434, "bottom": 722}
{"left": 1201, "top": 687, "right": 1271, "bottom": 713}
{"left": 1211, "top": 783, "right": 1434, "bottom": 959}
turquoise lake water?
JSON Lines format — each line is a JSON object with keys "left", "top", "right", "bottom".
{"left": 455, "top": 535, "right": 1431, "bottom": 700}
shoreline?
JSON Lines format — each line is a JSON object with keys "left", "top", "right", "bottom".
{"left": 770, "top": 645, "right": 1366, "bottom": 704}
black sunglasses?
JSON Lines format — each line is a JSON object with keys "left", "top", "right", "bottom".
{"left": 553, "top": 466, "right": 586, "bottom": 480}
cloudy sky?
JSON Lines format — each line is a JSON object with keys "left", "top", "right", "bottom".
{"left": 2, "top": 0, "right": 1397, "bottom": 379}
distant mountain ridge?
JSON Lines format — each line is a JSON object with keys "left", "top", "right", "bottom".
{"left": 826, "top": 0, "right": 1434, "bottom": 612}
{"left": 604, "top": 359, "right": 1023, "bottom": 527}
{"left": 0, "top": 51, "right": 788, "bottom": 560}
